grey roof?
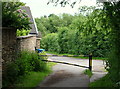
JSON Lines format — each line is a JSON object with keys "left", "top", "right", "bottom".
{"left": 20, "top": 6, "right": 38, "bottom": 35}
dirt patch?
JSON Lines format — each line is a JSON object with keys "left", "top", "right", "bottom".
{"left": 40, "top": 70, "right": 74, "bottom": 87}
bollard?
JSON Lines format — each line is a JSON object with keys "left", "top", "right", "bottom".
{"left": 89, "top": 53, "right": 92, "bottom": 71}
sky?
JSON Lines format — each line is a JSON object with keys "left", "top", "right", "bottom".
{"left": 20, "top": 0, "right": 97, "bottom": 18}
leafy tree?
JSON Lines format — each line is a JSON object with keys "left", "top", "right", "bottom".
{"left": 103, "top": 2, "right": 120, "bottom": 85}
{"left": 35, "top": 18, "right": 48, "bottom": 37}
{"left": 58, "top": 27, "right": 69, "bottom": 53}
{"left": 40, "top": 7, "right": 111, "bottom": 57}
{"left": 35, "top": 14, "right": 74, "bottom": 36}
{"left": 48, "top": 14, "right": 62, "bottom": 33}
{"left": 2, "top": 1, "right": 31, "bottom": 30}
{"left": 41, "top": 33, "right": 60, "bottom": 53}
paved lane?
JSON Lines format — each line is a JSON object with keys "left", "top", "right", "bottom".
{"left": 35, "top": 54, "right": 107, "bottom": 88}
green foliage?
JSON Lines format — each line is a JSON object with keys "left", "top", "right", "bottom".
{"left": 89, "top": 74, "right": 116, "bottom": 87}
{"left": 40, "top": 9, "right": 111, "bottom": 57}
{"left": 103, "top": 2, "right": 120, "bottom": 84}
{"left": 14, "top": 62, "right": 56, "bottom": 88}
{"left": 84, "top": 69, "right": 93, "bottom": 78}
{"left": 2, "top": 1, "right": 31, "bottom": 30}
{"left": 17, "top": 29, "right": 30, "bottom": 36}
{"left": 14, "top": 72, "right": 50, "bottom": 88}
{"left": 58, "top": 27, "right": 69, "bottom": 53}
{"left": 35, "top": 13, "right": 74, "bottom": 37}
{"left": 41, "top": 33, "right": 60, "bottom": 53}
{"left": 2, "top": 62, "right": 19, "bottom": 87}
{"left": 2, "top": 51, "right": 48, "bottom": 87}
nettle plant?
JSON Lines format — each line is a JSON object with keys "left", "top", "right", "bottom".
{"left": 2, "top": 2, "right": 31, "bottom": 30}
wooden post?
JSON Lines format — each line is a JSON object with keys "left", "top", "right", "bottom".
{"left": 89, "top": 53, "right": 92, "bottom": 71}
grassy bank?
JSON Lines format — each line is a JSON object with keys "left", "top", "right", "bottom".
{"left": 14, "top": 62, "right": 56, "bottom": 89}
{"left": 46, "top": 51, "right": 107, "bottom": 60}
{"left": 89, "top": 74, "right": 117, "bottom": 88}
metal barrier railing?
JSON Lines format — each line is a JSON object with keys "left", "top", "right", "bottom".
{"left": 39, "top": 54, "right": 92, "bottom": 71}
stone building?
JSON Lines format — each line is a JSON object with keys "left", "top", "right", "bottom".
{"left": 17, "top": 6, "right": 41, "bottom": 51}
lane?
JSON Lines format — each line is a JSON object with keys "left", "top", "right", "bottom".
{"left": 35, "top": 54, "right": 107, "bottom": 88}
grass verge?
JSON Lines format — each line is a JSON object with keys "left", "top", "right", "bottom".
{"left": 14, "top": 62, "right": 56, "bottom": 89}
{"left": 84, "top": 69, "right": 93, "bottom": 78}
{"left": 89, "top": 74, "right": 116, "bottom": 87}
{"left": 46, "top": 51, "right": 107, "bottom": 60}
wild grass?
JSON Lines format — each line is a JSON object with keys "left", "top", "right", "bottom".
{"left": 83, "top": 69, "right": 93, "bottom": 78}
{"left": 89, "top": 74, "right": 116, "bottom": 88}
{"left": 14, "top": 62, "right": 56, "bottom": 89}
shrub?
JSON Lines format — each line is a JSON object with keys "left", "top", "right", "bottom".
{"left": 15, "top": 51, "right": 34, "bottom": 76}
{"left": 2, "top": 62, "right": 19, "bottom": 87}
{"left": 30, "top": 51, "right": 48, "bottom": 72}
{"left": 2, "top": 50, "right": 48, "bottom": 87}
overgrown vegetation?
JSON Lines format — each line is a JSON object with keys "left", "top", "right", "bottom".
{"left": 2, "top": 51, "right": 51, "bottom": 87}
{"left": 14, "top": 62, "right": 56, "bottom": 88}
{"left": 89, "top": 74, "right": 117, "bottom": 87}
{"left": 103, "top": 2, "right": 120, "bottom": 87}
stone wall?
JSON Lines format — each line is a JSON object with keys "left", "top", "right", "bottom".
{"left": 17, "top": 35, "right": 37, "bottom": 52}
{"left": 36, "top": 38, "right": 41, "bottom": 49}
{"left": 2, "top": 27, "right": 17, "bottom": 63}
{"left": 1, "top": 28, "right": 41, "bottom": 62}
{"left": 0, "top": 28, "right": 2, "bottom": 63}
{"left": 0, "top": 27, "right": 2, "bottom": 89}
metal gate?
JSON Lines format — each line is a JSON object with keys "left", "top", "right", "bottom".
{"left": 39, "top": 54, "right": 92, "bottom": 71}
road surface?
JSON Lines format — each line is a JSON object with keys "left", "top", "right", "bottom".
{"left": 35, "top": 54, "right": 107, "bottom": 88}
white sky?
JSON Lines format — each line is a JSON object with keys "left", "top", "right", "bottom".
{"left": 20, "top": 0, "right": 96, "bottom": 18}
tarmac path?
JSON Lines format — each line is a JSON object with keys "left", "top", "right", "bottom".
{"left": 34, "top": 54, "right": 107, "bottom": 88}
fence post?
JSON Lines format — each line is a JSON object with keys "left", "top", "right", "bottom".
{"left": 89, "top": 53, "right": 92, "bottom": 71}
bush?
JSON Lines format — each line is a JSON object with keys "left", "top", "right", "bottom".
{"left": 2, "top": 62, "right": 19, "bottom": 87}
{"left": 30, "top": 52, "right": 48, "bottom": 72}
{"left": 15, "top": 51, "right": 34, "bottom": 76}
{"left": 2, "top": 50, "right": 48, "bottom": 87}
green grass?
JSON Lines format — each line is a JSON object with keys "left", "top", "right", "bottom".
{"left": 46, "top": 51, "right": 107, "bottom": 60}
{"left": 84, "top": 69, "right": 93, "bottom": 78}
{"left": 14, "top": 62, "right": 56, "bottom": 89}
{"left": 89, "top": 74, "right": 115, "bottom": 87}
{"left": 14, "top": 72, "right": 49, "bottom": 89}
